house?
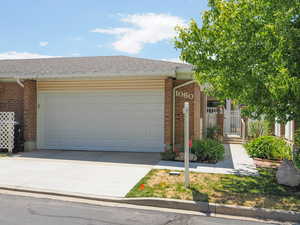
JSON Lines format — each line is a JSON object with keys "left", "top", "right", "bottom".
{"left": 0, "top": 56, "right": 215, "bottom": 152}
{"left": 274, "top": 120, "right": 299, "bottom": 146}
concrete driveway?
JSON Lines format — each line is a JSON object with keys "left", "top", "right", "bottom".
{"left": 0, "top": 150, "right": 160, "bottom": 197}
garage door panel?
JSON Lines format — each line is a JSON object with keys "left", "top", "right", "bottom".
{"left": 43, "top": 138, "right": 164, "bottom": 152}
{"left": 37, "top": 90, "right": 164, "bottom": 152}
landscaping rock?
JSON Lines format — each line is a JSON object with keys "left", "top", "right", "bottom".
{"left": 174, "top": 152, "right": 197, "bottom": 162}
{"left": 276, "top": 159, "right": 300, "bottom": 187}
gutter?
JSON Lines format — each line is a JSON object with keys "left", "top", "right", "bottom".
{"left": 15, "top": 77, "right": 24, "bottom": 88}
{"left": 6, "top": 71, "right": 177, "bottom": 80}
{"left": 172, "top": 80, "right": 196, "bottom": 152}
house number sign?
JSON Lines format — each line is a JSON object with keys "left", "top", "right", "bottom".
{"left": 175, "top": 90, "right": 194, "bottom": 100}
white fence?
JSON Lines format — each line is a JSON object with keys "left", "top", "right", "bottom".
{"left": 224, "top": 109, "right": 241, "bottom": 136}
{"left": 207, "top": 107, "right": 218, "bottom": 128}
{"left": 0, "top": 112, "right": 14, "bottom": 153}
{"left": 275, "top": 120, "right": 295, "bottom": 141}
{"left": 207, "top": 107, "right": 241, "bottom": 136}
{"left": 285, "top": 121, "right": 293, "bottom": 141}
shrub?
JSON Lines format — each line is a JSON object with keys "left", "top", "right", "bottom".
{"left": 160, "top": 149, "right": 176, "bottom": 161}
{"left": 294, "top": 150, "right": 300, "bottom": 169}
{"left": 206, "top": 127, "right": 219, "bottom": 140}
{"left": 248, "top": 120, "right": 271, "bottom": 139}
{"left": 191, "top": 139, "right": 225, "bottom": 163}
{"left": 245, "top": 136, "right": 291, "bottom": 160}
{"left": 294, "top": 128, "right": 300, "bottom": 147}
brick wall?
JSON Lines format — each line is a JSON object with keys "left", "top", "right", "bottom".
{"left": 193, "top": 84, "right": 201, "bottom": 139}
{"left": 164, "top": 79, "right": 203, "bottom": 151}
{"left": 199, "top": 92, "right": 207, "bottom": 138}
{"left": 0, "top": 82, "right": 24, "bottom": 123}
{"left": 23, "top": 80, "right": 37, "bottom": 143}
{"left": 174, "top": 81, "right": 201, "bottom": 148}
{"left": 216, "top": 108, "right": 224, "bottom": 137}
{"left": 164, "top": 78, "right": 173, "bottom": 145}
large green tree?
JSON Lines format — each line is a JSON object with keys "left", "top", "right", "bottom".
{"left": 175, "top": 0, "right": 300, "bottom": 122}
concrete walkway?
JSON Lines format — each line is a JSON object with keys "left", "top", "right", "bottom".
{"left": 154, "top": 144, "right": 258, "bottom": 176}
{"left": 0, "top": 151, "right": 160, "bottom": 197}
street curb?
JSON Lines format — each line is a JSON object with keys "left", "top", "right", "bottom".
{"left": 0, "top": 185, "right": 299, "bottom": 223}
{"left": 120, "top": 199, "right": 300, "bottom": 222}
{"left": 210, "top": 203, "right": 300, "bottom": 223}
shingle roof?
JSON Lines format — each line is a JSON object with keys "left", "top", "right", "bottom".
{"left": 0, "top": 56, "right": 192, "bottom": 79}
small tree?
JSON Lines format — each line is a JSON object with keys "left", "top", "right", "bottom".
{"left": 175, "top": 0, "right": 300, "bottom": 123}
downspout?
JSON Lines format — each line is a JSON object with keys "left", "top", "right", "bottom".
{"left": 172, "top": 80, "right": 196, "bottom": 152}
{"left": 16, "top": 77, "right": 24, "bottom": 88}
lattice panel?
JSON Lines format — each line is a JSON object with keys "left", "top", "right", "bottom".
{"left": 0, "top": 112, "right": 14, "bottom": 151}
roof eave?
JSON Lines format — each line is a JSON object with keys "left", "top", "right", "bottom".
{"left": 175, "top": 67, "right": 194, "bottom": 80}
{"left": 0, "top": 71, "right": 177, "bottom": 80}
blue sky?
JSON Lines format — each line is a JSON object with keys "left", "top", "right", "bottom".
{"left": 0, "top": 0, "right": 208, "bottom": 61}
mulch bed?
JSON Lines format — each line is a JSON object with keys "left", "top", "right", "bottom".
{"left": 254, "top": 158, "right": 282, "bottom": 168}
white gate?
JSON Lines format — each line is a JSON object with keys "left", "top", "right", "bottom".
{"left": 0, "top": 112, "right": 14, "bottom": 153}
{"left": 206, "top": 107, "right": 218, "bottom": 128}
{"left": 207, "top": 101, "right": 241, "bottom": 136}
{"left": 224, "top": 109, "right": 241, "bottom": 136}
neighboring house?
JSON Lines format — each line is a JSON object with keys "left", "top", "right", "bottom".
{"left": 0, "top": 56, "right": 212, "bottom": 152}
{"left": 275, "top": 120, "right": 298, "bottom": 145}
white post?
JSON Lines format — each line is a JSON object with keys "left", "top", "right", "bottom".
{"left": 8, "top": 113, "right": 14, "bottom": 155}
{"left": 224, "top": 99, "right": 231, "bottom": 136}
{"left": 183, "top": 102, "right": 190, "bottom": 188}
{"left": 203, "top": 94, "right": 208, "bottom": 138}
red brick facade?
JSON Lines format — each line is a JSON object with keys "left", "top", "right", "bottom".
{"left": 23, "top": 80, "right": 37, "bottom": 143}
{"left": 164, "top": 78, "right": 203, "bottom": 149}
{"left": 174, "top": 81, "right": 193, "bottom": 145}
{"left": 164, "top": 78, "right": 173, "bottom": 145}
{"left": 0, "top": 82, "right": 24, "bottom": 122}
{"left": 193, "top": 83, "right": 201, "bottom": 139}
{"left": 216, "top": 109, "right": 224, "bottom": 137}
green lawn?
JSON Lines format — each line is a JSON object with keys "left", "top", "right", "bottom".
{"left": 126, "top": 168, "right": 300, "bottom": 212}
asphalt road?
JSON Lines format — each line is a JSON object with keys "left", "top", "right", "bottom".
{"left": 0, "top": 193, "right": 280, "bottom": 225}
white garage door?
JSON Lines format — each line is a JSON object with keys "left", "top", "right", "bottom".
{"left": 37, "top": 90, "right": 164, "bottom": 152}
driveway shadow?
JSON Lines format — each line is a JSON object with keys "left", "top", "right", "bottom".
{"left": 12, "top": 150, "right": 161, "bottom": 166}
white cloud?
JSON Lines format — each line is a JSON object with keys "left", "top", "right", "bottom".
{"left": 91, "top": 28, "right": 132, "bottom": 35}
{"left": 39, "top": 41, "right": 49, "bottom": 47}
{"left": 91, "top": 13, "right": 186, "bottom": 54}
{"left": 0, "top": 51, "right": 56, "bottom": 60}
